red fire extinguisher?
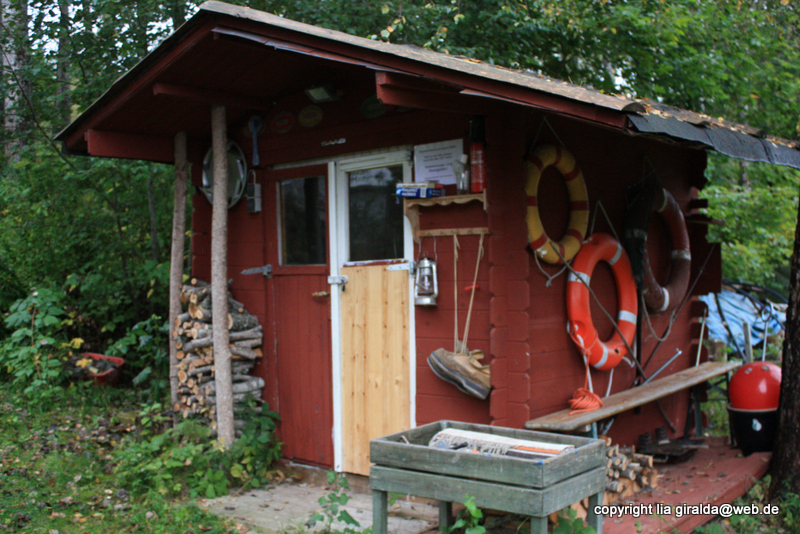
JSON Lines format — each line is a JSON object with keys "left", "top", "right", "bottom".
{"left": 469, "top": 116, "right": 486, "bottom": 193}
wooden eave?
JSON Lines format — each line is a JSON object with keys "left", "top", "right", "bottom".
{"left": 56, "top": 0, "right": 800, "bottom": 169}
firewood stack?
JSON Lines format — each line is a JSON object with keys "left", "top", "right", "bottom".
{"left": 550, "top": 438, "right": 660, "bottom": 523}
{"left": 173, "top": 278, "right": 265, "bottom": 433}
{"left": 604, "top": 438, "right": 659, "bottom": 503}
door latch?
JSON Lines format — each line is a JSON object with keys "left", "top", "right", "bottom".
{"left": 327, "top": 275, "right": 348, "bottom": 291}
{"left": 241, "top": 264, "right": 272, "bottom": 278}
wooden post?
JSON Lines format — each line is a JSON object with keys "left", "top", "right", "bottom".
{"left": 211, "top": 104, "right": 235, "bottom": 448}
{"left": 169, "top": 131, "right": 188, "bottom": 425}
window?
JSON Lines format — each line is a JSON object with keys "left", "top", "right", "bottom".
{"left": 279, "top": 176, "right": 327, "bottom": 265}
{"left": 347, "top": 164, "right": 404, "bottom": 261}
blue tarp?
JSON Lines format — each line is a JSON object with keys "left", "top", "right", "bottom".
{"left": 699, "top": 290, "right": 785, "bottom": 355}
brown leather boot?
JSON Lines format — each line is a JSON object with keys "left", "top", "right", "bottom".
{"left": 428, "top": 348, "right": 491, "bottom": 400}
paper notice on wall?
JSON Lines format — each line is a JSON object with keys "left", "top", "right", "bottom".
{"left": 413, "top": 139, "right": 464, "bottom": 185}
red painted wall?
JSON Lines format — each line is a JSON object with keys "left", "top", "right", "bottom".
{"left": 190, "top": 87, "right": 718, "bottom": 457}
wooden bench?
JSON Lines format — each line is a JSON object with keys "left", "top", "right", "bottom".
{"left": 525, "top": 360, "right": 741, "bottom": 433}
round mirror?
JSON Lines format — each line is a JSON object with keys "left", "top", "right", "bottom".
{"left": 201, "top": 141, "right": 247, "bottom": 208}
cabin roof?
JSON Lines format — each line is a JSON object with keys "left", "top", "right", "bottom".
{"left": 57, "top": 0, "right": 800, "bottom": 169}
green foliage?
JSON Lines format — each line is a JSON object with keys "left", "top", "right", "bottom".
{"left": 309, "top": 471, "right": 369, "bottom": 534}
{"left": 0, "top": 384, "right": 234, "bottom": 533}
{"left": 106, "top": 314, "right": 171, "bottom": 398}
{"left": 552, "top": 507, "right": 596, "bottom": 534}
{"left": 0, "top": 287, "right": 71, "bottom": 403}
{"left": 446, "top": 494, "right": 486, "bottom": 534}
{"left": 704, "top": 156, "right": 800, "bottom": 295}
{"left": 114, "top": 401, "right": 281, "bottom": 499}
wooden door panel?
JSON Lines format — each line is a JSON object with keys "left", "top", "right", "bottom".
{"left": 340, "top": 264, "right": 410, "bottom": 475}
{"left": 275, "top": 274, "right": 333, "bottom": 468}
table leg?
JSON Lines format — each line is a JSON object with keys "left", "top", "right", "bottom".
{"left": 372, "top": 490, "right": 388, "bottom": 534}
{"left": 588, "top": 491, "right": 604, "bottom": 534}
{"left": 530, "top": 515, "right": 548, "bottom": 533}
{"left": 438, "top": 501, "right": 452, "bottom": 531}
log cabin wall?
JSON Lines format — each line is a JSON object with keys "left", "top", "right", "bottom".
{"left": 188, "top": 81, "right": 719, "bottom": 453}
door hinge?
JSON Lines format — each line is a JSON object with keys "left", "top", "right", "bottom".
{"left": 386, "top": 261, "right": 415, "bottom": 274}
{"left": 241, "top": 264, "right": 272, "bottom": 278}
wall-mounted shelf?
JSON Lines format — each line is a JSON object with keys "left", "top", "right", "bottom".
{"left": 404, "top": 191, "right": 489, "bottom": 244}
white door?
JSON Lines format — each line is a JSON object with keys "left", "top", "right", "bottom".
{"left": 328, "top": 149, "right": 416, "bottom": 474}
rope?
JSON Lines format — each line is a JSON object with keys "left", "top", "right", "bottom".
{"left": 453, "top": 235, "right": 460, "bottom": 352}
{"left": 460, "top": 232, "right": 485, "bottom": 354}
{"left": 568, "top": 357, "right": 604, "bottom": 415}
{"left": 533, "top": 252, "right": 568, "bottom": 287}
{"left": 641, "top": 292, "right": 676, "bottom": 342}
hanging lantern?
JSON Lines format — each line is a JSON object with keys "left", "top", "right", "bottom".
{"left": 414, "top": 256, "right": 439, "bottom": 306}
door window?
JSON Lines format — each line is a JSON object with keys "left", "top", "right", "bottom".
{"left": 279, "top": 176, "right": 327, "bottom": 265}
{"left": 347, "top": 164, "right": 404, "bottom": 262}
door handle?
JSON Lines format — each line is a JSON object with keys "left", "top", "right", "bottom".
{"left": 312, "top": 291, "right": 330, "bottom": 298}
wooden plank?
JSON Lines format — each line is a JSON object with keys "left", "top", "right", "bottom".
{"left": 370, "top": 421, "right": 605, "bottom": 488}
{"left": 369, "top": 465, "right": 606, "bottom": 517}
{"left": 525, "top": 361, "right": 741, "bottom": 432}
{"left": 341, "top": 264, "right": 410, "bottom": 475}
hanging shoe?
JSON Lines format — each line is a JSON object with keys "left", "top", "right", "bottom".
{"left": 428, "top": 348, "right": 491, "bottom": 400}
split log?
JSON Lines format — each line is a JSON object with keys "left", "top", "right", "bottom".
{"left": 228, "top": 296, "right": 245, "bottom": 313}
{"left": 192, "top": 324, "right": 262, "bottom": 341}
{"left": 228, "top": 310, "right": 259, "bottom": 332}
{"left": 206, "top": 391, "right": 264, "bottom": 404}
{"left": 182, "top": 327, "right": 262, "bottom": 353}
{"left": 230, "top": 346, "right": 260, "bottom": 360}
{"left": 203, "top": 376, "right": 264, "bottom": 396}
{"left": 189, "top": 302, "right": 212, "bottom": 321}
{"left": 233, "top": 338, "right": 262, "bottom": 349}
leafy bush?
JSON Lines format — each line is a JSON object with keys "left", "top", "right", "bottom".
{"left": 106, "top": 314, "right": 171, "bottom": 396}
{"left": 0, "top": 287, "right": 73, "bottom": 403}
{"left": 114, "top": 402, "right": 281, "bottom": 499}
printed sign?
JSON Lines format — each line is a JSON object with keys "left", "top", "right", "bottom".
{"left": 413, "top": 139, "right": 464, "bottom": 185}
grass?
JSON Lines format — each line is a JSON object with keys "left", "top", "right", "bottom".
{"left": 0, "top": 383, "right": 240, "bottom": 533}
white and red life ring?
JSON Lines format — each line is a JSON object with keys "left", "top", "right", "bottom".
{"left": 566, "top": 233, "right": 638, "bottom": 371}
{"left": 525, "top": 145, "right": 590, "bottom": 264}
{"left": 640, "top": 188, "right": 691, "bottom": 312}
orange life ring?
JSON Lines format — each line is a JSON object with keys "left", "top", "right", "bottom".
{"left": 566, "top": 233, "right": 638, "bottom": 371}
{"left": 640, "top": 189, "right": 691, "bottom": 312}
{"left": 525, "top": 145, "right": 589, "bottom": 264}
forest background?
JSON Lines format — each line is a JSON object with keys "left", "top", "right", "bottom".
{"left": 0, "top": 0, "right": 799, "bottom": 400}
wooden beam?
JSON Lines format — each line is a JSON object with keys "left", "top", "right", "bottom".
{"left": 153, "top": 82, "right": 271, "bottom": 111}
{"left": 85, "top": 130, "right": 174, "bottom": 162}
{"left": 169, "top": 131, "right": 189, "bottom": 426}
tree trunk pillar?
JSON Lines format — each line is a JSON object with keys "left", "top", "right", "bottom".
{"left": 211, "top": 104, "right": 235, "bottom": 448}
{"left": 770, "top": 195, "right": 800, "bottom": 496}
{"left": 169, "top": 131, "right": 188, "bottom": 426}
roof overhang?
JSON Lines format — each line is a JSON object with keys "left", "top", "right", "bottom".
{"left": 56, "top": 0, "right": 800, "bottom": 170}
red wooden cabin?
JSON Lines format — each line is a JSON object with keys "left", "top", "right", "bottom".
{"left": 57, "top": 1, "right": 800, "bottom": 475}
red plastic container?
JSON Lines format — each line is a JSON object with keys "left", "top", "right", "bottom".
{"left": 81, "top": 353, "right": 125, "bottom": 387}
{"left": 729, "top": 361, "right": 782, "bottom": 411}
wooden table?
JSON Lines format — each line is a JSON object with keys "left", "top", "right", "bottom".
{"left": 369, "top": 421, "right": 607, "bottom": 534}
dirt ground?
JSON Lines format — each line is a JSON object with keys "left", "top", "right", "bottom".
{"left": 203, "top": 464, "right": 440, "bottom": 533}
